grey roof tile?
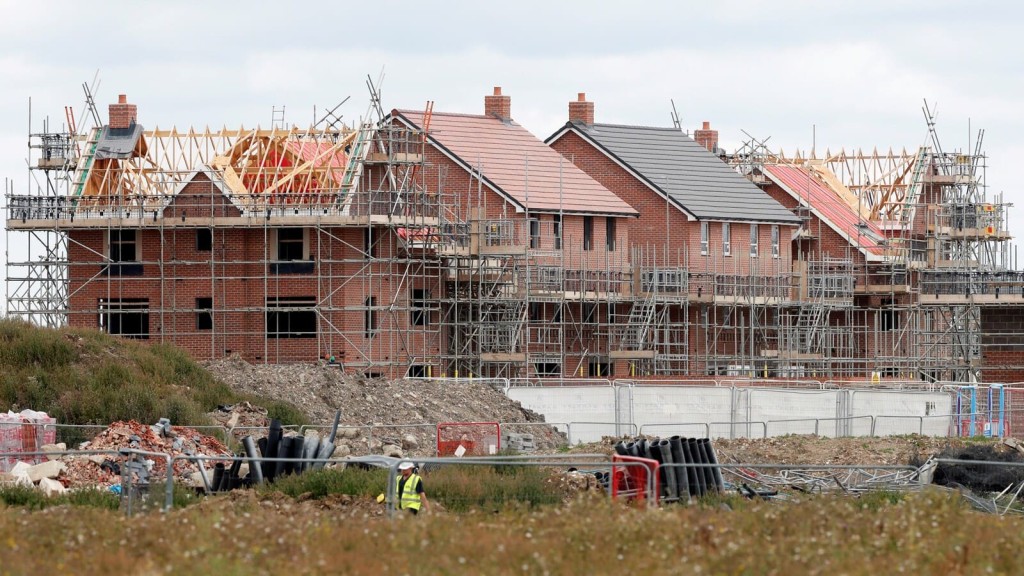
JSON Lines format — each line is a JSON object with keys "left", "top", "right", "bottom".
{"left": 567, "top": 123, "right": 798, "bottom": 223}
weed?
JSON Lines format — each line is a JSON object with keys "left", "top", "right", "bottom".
{"left": 257, "top": 467, "right": 387, "bottom": 499}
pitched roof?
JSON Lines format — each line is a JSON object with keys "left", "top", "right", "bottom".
{"left": 762, "top": 164, "right": 886, "bottom": 258}
{"left": 550, "top": 122, "right": 798, "bottom": 224}
{"left": 394, "top": 110, "right": 636, "bottom": 216}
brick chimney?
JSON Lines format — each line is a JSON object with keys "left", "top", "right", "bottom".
{"left": 568, "top": 92, "right": 594, "bottom": 125}
{"left": 694, "top": 121, "right": 718, "bottom": 153}
{"left": 484, "top": 86, "right": 511, "bottom": 120}
{"left": 108, "top": 94, "right": 138, "bottom": 130}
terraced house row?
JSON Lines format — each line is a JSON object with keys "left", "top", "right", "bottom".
{"left": 7, "top": 85, "right": 1024, "bottom": 383}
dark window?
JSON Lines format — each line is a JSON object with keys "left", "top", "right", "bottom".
{"left": 881, "top": 309, "right": 900, "bottom": 331}
{"left": 196, "top": 297, "right": 213, "bottom": 330}
{"left": 552, "top": 214, "right": 562, "bottom": 250}
{"left": 266, "top": 296, "right": 317, "bottom": 339}
{"left": 589, "top": 359, "right": 612, "bottom": 378}
{"left": 196, "top": 229, "right": 212, "bottom": 252}
{"left": 277, "top": 228, "right": 305, "bottom": 261}
{"left": 98, "top": 298, "right": 149, "bottom": 339}
{"left": 583, "top": 216, "right": 593, "bottom": 251}
{"left": 606, "top": 217, "right": 616, "bottom": 251}
{"left": 553, "top": 305, "right": 562, "bottom": 324}
{"left": 365, "top": 297, "right": 378, "bottom": 338}
{"left": 582, "top": 302, "right": 597, "bottom": 324}
{"left": 407, "top": 365, "right": 428, "bottom": 378}
{"left": 535, "top": 363, "right": 561, "bottom": 377}
{"left": 529, "top": 302, "right": 541, "bottom": 322}
{"left": 410, "top": 288, "right": 429, "bottom": 326}
{"left": 529, "top": 218, "right": 540, "bottom": 249}
{"left": 109, "top": 229, "right": 137, "bottom": 262}
{"left": 364, "top": 227, "right": 377, "bottom": 259}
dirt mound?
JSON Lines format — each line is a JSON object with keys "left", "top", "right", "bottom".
{"left": 931, "top": 443, "right": 1024, "bottom": 492}
{"left": 202, "top": 358, "right": 563, "bottom": 457}
{"left": 712, "top": 435, "right": 969, "bottom": 466}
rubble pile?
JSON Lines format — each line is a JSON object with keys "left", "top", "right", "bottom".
{"left": 207, "top": 401, "right": 270, "bottom": 432}
{"left": 203, "top": 356, "right": 565, "bottom": 457}
{"left": 64, "top": 420, "right": 231, "bottom": 489}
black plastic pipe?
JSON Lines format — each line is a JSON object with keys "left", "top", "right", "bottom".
{"left": 669, "top": 436, "right": 690, "bottom": 502}
{"left": 695, "top": 438, "right": 718, "bottom": 493}
{"left": 301, "top": 434, "right": 320, "bottom": 472}
{"left": 614, "top": 441, "right": 629, "bottom": 456}
{"left": 289, "top": 435, "right": 305, "bottom": 474}
{"left": 263, "top": 419, "right": 283, "bottom": 481}
{"left": 211, "top": 462, "right": 225, "bottom": 494}
{"left": 224, "top": 458, "right": 243, "bottom": 491}
{"left": 685, "top": 438, "right": 706, "bottom": 497}
{"left": 703, "top": 438, "right": 725, "bottom": 492}
{"left": 275, "top": 436, "right": 293, "bottom": 478}
{"left": 626, "top": 441, "right": 640, "bottom": 458}
{"left": 242, "top": 436, "right": 264, "bottom": 485}
{"left": 647, "top": 439, "right": 666, "bottom": 500}
{"left": 657, "top": 439, "right": 679, "bottom": 502}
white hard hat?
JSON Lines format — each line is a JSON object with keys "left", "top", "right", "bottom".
{"left": 398, "top": 461, "right": 414, "bottom": 471}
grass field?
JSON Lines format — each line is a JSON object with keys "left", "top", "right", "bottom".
{"left": 0, "top": 319, "right": 306, "bottom": 436}
{"left": 0, "top": 488, "right": 1019, "bottom": 574}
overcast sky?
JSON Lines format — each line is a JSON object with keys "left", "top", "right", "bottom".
{"left": 2, "top": 1, "right": 1022, "bottom": 311}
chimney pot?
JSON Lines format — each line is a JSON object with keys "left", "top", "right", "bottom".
{"left": 485, "top": 87, "right": 511, "bottom": 119}
{"left": 109, "top": 94, "right": 138, "bottom": 130}
{"left": 568, "top": 92, "right": 595, "bottom": 125}
{"left": 694, "top": 120, "right": 719, "bottom": 153}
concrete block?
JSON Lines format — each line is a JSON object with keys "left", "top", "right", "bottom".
{"left": 40, "top": 443, "right": 67, "bottom": 460}
{"left": 26, "top": 460, "right": 65, "bottom": 483}
{"left": 38, "top": 477, "right": 66, "bottom": 496}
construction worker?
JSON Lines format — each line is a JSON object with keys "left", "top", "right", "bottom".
{"left": 396, "top": 460, "right": 428, "bottom": 515}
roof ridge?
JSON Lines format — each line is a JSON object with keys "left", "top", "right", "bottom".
{"left": 590, "top": 122, "right": 679, "bottom": 132}
{"left": 397, "top": 109, "right": 514, "bottom": 123}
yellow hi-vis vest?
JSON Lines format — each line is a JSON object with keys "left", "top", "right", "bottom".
{"left": 396, "top": 473, "right": 422, "bottom": 511}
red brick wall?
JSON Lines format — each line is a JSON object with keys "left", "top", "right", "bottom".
{"left": 982, "top": 307, "right": 1024, "bottom": 383}
{"left": 67, "top": 224, "right": 435, "bottom": 374}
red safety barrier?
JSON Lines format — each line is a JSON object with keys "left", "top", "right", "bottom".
{"left": 611, "top": 454, "right": 659, "bottom": 505}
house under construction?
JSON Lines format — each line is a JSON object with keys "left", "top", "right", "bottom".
{"left": 6, "top": 85, "right": 1024, "bottom": 383}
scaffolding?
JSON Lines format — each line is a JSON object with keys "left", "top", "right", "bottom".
{"left": 6, "top": 88, "right": 1022, "bottom": 383}
{"left": 6, "top": 82, "right": 460, "bottom": 377}
{"left": 744, "top": 102, "right": 1020, "bottom": 383}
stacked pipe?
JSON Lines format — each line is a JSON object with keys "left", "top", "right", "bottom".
{"left": 615, "top": 436, "right": 724, "bottom": 501}
{"left": 207, "top": 411, "right": 341, "bottom": 493}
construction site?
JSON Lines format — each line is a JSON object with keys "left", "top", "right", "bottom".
{"left": 5, "top": 80, "right": 1024, "bottom": 384}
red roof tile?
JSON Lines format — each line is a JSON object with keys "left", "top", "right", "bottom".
{"left": 284, "top": 141, "right": 347, "bottom": 185}
{"left": 763, "top": 164, "right": 886, "bottom": 257}
{"left": 396, "top": 110, "right": 636, "bottom": 216}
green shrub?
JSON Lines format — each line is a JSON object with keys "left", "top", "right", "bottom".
{"left": 0, "top": 484, "right": 120, "bottom": 510}
{"left": 258, "top": 467, "right": 387, "bottom": 499}
{"left": 0, "top": 319, "right": 308, "bottom": 429}
{"left": 428, "top": 463, "right": 562, "bottom": 512}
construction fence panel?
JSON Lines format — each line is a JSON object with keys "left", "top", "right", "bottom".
{"left": 747, "top": 389, "right": 841, "bottom": 437}
{"left": 506, "top": 385, "right": 616, "bottom": 443}
{"left": 852, "top": 389, "right": 954, "bottom": 437}
{"left": 628, "top": 386, "right": 732, "bottom": 439}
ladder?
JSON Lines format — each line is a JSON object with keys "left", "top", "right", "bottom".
{"left": 898, "top": 146, "right": 930, "bottom": 229}
{"left": 337, "top": 122, "right": 374, "bottom": 214}
{"left": 71, "top": 127, "right": 101, "bottom": 197}
{"left": 620, "top": 294, "right": 658, "bottom": 350}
